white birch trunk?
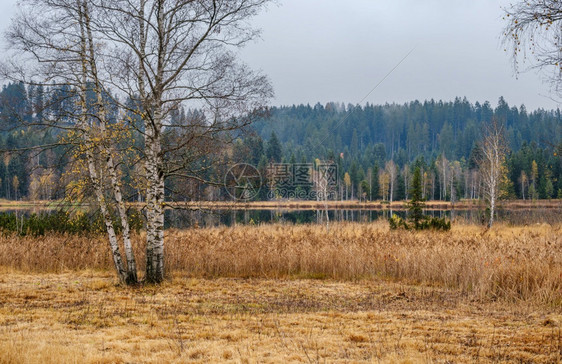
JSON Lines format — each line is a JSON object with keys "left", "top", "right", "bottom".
{"left": 479, "top": 121, "right": 506, "bottom": 228}
{"left": 144, "top": 1, "right": 167, "bottom": 284}
{"left": 144, "top": 108, "right": 165, "bottom": 283}
{"left": 135, "top": 0, "right": 164, "bottom": 284}
{"left": 78, "top": 3, "right": 127, "bottom": 283}
{"left": 82, "top": 1, "right": 138, "bottom": 283}
{"left": 87, "top": 152, "right": 128, "bottom": 283}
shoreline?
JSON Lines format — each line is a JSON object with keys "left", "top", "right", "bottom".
{"left": 0, "top": 199, "right": 560, "bottom": 211}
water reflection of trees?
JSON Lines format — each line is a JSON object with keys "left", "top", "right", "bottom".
{"left": 164, "top": 207, "right": 562, "bottom": 229}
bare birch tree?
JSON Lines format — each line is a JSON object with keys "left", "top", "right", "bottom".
{"left": 437, "top": 154, "right": 448, "bottom": 201}
{"left": 313, "top": 159, "right": 333, "bottom": 230}
{"left": 5, "top": 0, "right": 138, "bottom": 284}
{"left": 477, "top": 119, "right": 509, "bottom": 228}
{"left": 4, "top": 0, "right": 273, "bottom": 284}
{"left": 90, "top": 0, "right": 273, "bottom": 283}
{"left": 503, "top": 0, "right": 562, "bottom": 92}
{"left": 384, "top": 160, "right": 397, "bottom": 203}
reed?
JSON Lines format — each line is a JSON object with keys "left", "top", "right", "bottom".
{"left": 0, "top": 221, "right": 560, "bottom": 304}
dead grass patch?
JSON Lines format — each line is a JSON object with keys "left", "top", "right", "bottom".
{"left": 0, "top": 222, "right": 561, "bottom": 305}
{"left": 0, "top": 273, "right": 560, "bottom": 363}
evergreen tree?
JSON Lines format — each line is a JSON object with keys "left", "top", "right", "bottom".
{"left": 396, "top": 174, "right": 406, "bottom": 201}
{"left": 359, "top": 180, "right": 370, "bottom": 201}
{"left": 371, "top": 165, "right": 380, "bottom": 200}
{"left": 266, "top": 132, "right": 282, "bottom": 163}
{"left": 408, "top": 167, "right": 425, "bottom": 228}
{"left": 257, "top": 154, "right": 269, "bottom": 200}
{"left": 349, "top": 162, "right": 359, "bottom": 198}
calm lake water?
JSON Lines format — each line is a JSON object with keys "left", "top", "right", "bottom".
{"left": 4, "top": 206, "right": 561, "bottom": 229}
{"left": 164, "top": 207, "right": 562, "bottom": 229}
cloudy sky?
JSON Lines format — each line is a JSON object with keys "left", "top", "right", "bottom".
{"left": 0, "top": 0, "right": 558, "bottom": 111}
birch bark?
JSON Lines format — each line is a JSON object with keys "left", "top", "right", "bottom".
{"left": 82, "top": 0, "right": 138, "bottom": 283}
{"left": 77, "top": 1, "right": 128, "bottom": 283}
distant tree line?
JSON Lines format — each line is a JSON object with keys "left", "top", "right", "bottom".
{"left": 0, "top": 82, "right": 560, "bottom": 202}
{"left": 245, "top": 98, "right": 562, "bottom": 201}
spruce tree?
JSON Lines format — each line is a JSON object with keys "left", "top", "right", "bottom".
{"left": 408, "top": 167, "right": 425, "bottom": 228}
{"left": 266, "top": 132, "right": 282, "bottom": 163}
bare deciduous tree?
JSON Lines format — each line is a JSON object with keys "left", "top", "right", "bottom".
{"left": 436, "top": 154, "right": 448, "bottom": 201}
{"left": 384, "top": 160, "right": 397, "bottom": 203}
{"left": 503, "top": 0, "right": 562, "bottom": 92}
{"left": 313, "top": 159, "right": 334, "bottom": 231}
{"left": 92, "top": 0, "right": 273, "bottom": 283}
{"left": 5, "top": 0, "right": 138, "bottom": 284}
{"left": 4, "top": 0, "right": 273, "bottom": 284}
{"left": 477, "top": 118, "right": 509, "bottom": 228}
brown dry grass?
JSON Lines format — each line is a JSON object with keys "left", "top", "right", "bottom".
{"left": 1, "top": 221, "right": 561, "bottom": 305}
{"left": 1, "top": 222, "right": 561, "bottom": 362}
{"left": 0, "top": 271, "right": 560, "bottom": 363}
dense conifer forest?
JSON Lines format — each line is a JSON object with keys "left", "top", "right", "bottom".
{"left": 0, "top": 81, "right": 560, "bottom": 202}
{"left": 241, "top": 98, "right": 562, "bottom": 201}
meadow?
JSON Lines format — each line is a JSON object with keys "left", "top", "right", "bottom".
{"left": 0, "top": 221, "right": 561, "bottom": 362}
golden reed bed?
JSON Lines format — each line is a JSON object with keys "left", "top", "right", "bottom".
{"left": 1, "top": 221, "right": 560, "bottom": 305}
{"left": 1, "top": 222, "right": 561, "bottom": 363}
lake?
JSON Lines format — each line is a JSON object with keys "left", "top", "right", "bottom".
{"left": 2, "top": 204, "right": 561, "bottom": 230}
{"left": 164, "top": 207, "right": 562, "bottom": 229}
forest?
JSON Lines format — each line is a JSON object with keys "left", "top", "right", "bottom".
{"left": 0, "top": 81, "right": 561, "bottom": 203}
{"left": 227, "top": 97, "right": 561, "bottom": 202}
{"left": 1, "top": 1, "right": 562, "bottom": 362}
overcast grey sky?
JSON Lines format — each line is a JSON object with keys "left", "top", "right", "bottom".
{"left": 0, "top": 0, "right": 559, "bottom": 111}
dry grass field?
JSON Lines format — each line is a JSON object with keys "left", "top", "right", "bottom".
{"left": 0, "top": 221, "right": 561, "bottom": 363}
